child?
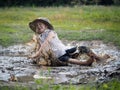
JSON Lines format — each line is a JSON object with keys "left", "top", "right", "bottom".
{"left": 28, "top": 17, "right": 108, "bottom": 66}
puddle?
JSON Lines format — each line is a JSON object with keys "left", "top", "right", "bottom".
{"left": 0, "top": 40, "right": 120, "bottom": 85}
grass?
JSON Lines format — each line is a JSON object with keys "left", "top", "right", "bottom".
{"left": 0, "top": 5, "right": 120, "bottom": 90}
{"left": 0, "top": 6, "right": 120, "bottom": 47}
{"left": 96, "top": 79, "right": 120, "bottom": 90}
{"left": 0, "top": 79, "right": 120, "bottom": 90}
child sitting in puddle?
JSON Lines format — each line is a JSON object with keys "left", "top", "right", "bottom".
{"left": 28, "top": 17, "right": 109, "bottom": 66}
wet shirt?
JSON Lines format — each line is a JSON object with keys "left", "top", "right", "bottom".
{"left": 39, "top": 29, "right": 67, "bottom": 58}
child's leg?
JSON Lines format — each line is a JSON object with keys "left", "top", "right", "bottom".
{"left": 67, "top": 58, "right": 94, "bottom": 66}
{"left": 87, "top": 50, "right": 110, "bottom": 61}
{"left": 59, "top": 53, "right": 94, "bottom": 66}
{"left": 78, "top": 46, "right": 110, "bottom": 61}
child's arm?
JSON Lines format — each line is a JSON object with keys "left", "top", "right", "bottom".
{"left": 35, "top": 34, "right": 41, "bottom": 51}
{"left": 30, "top": 31, "right": 55, "bottom": 59}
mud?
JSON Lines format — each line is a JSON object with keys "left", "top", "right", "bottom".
{"left": 0, "top": 40, "right": 120, "bottom": 85}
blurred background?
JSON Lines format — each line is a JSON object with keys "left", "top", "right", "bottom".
{"left": 0, "top": 0, "right": 120, "bottom": 7}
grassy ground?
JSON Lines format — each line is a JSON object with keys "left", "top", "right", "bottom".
{"left": 0, "top": 6, "right": 120, "bottom": 47}
{"left": 0, "top": 6, "right": 120, "bottom": 90}
{"left": 0, "top": 79, "right": 120, "bottom": 90}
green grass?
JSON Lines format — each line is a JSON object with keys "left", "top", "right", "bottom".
{"left": 0, "top": 6, "right": 120, "bottom": 89}
{"left": 0, "top": 6, "right": 120, "bottom": 47}
{"left": 96, "top": 79, "right": 120, "bottom": 90}
{"left": 0, "top": 79, "right": 120, "bottom": 90}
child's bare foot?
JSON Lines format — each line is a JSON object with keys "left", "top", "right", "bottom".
{"left": 95, "top": 54, "right": 110, "bottom": 63}
{"left": 86, "top": 50, "right": 110, "bottom": 63}
{"left": 102, "top": 54, "right": 110, "bottom": 59}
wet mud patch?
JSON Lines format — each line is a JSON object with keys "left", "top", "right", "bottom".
{"left": 0, "top": 40, "right": 120, "bottom": 85}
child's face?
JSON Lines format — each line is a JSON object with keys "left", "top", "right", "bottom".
{"left": 35, "top": 22, "right": 47, "bottom": 34}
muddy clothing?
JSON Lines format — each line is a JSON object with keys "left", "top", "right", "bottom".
{"left": 39, "top": 29, "right": 91, "bottom": 62}
{"left": 39, "top": 29, "right": 92, "bottom": 62}
{"left": 58, "top": 47, "right": 77, "bottom": 62}
{"left": 39, "top": 29, "right": 75, "bottom": 62}
{"left": 39, "top": 29, "right": 68, "bottom": 58}
{"left": 59, "top": 46, "right": 91, "bottom": 62}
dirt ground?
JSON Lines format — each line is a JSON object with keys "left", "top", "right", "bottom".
{"left": 0, "top": 40, "right": 120, "bottom": 85}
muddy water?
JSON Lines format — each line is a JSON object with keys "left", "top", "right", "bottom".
{"left": 0, "top": 40, "right": 120, "bottom": 85}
